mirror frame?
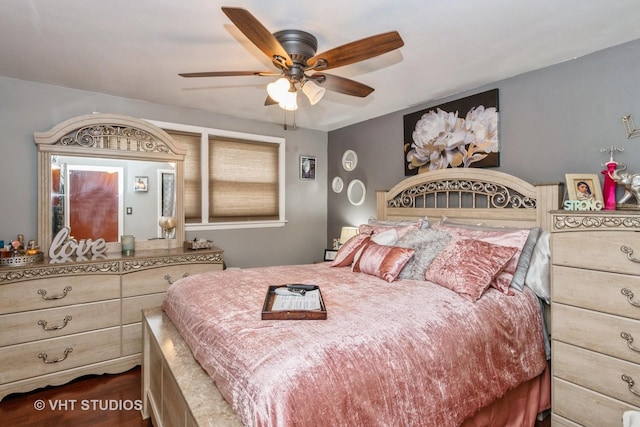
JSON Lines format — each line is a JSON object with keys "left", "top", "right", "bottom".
{"left": 342, "top": 150, "right": 358, "bottom": 171}
{"left": 347, "top": 179, "right": 366, "bottom": 206}
{"left": 34, "top": 113, "right": 186, "bottom": 254}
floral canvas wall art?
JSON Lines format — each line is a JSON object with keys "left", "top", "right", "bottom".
{"left": 403, "top": 89, "right": 499, "bottom": 175}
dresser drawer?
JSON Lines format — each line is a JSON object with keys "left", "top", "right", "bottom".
{"left": 122, "top": 263, "right": 221, "bottom": 297}
{"left": 122, "top": 323, "right": 142, "bottom": 356}
{"left": 552, "top": 265, "right": 640, "bottom": 319}
{"left": 0, "top": 300, "right": 120, "bottom": 346}
{"left": 552, "top": 231, "right": 640, "bottom": 275}
{"left": 553, "top": 304, "right": 640, "bottom": 364}
{"left": 122, "top": 293, "right": 166, "bottom": 325}
{"left": 553, "top": 340, "right": 640, "bottom": 406}
{"left": 552, "top": 377, "right": 640, "bottom": 427}
{"left": 0, "top": 327, "right": 121, "bottom": 384}
{"left": 0, "top": 275, "right": 120, "bottom": 314}
{"left": 551, "top": 414, "right": 582, "bottom": 427}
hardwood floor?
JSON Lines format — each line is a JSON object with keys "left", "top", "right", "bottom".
{"left": 0, "top": 367, "right": 151, "bottom": 427}
{"left": 0, "top": 367, "right": 552, "bottom": 426}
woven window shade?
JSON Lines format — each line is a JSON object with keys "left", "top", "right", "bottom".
{"left": 209, "top": 138, "right": 279, "bottom": 220}
{"left": 166, "top": 130, "right": 202, "bottom": 222}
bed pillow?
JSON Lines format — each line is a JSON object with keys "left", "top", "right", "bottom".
{"left": 352, "top": 242, "right": 415, "bottom": 283}
{"left": 432, "top": 222, "right": 532, "bottom": 294}
{"left": 424, "top": 239, "right": 518, "bottom": 302}
{"left": 359, "top": 221, "right": 422, "bottom": 239}
{"left": 395, "top": 228, "right": 452, "bottom": 280}
{"left": 510, "top": 227, "right": 542, "bottom": 291}
{"left": 370, "top": 228, "right": 400, "bottom": 246}
{"left": 368, "top": 217, "right": 430, "bottom": 229}
{"left": 525, "top": 231, "right": 551, "bottom": 304}
{"left": 331, "top": 233, "right": 371, "bottom": 267}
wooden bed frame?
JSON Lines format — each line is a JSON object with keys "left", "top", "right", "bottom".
{"left": 141, "top": 168, "right": 562, "bottom": 427}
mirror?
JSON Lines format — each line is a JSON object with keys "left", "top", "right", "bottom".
{"left": 342, "top": 150, "right": 358, "bottom": 171}
{"left": 35, "top": 113, "right": 186, "bottom": 254}
{"left": 51, "top": 155, "right": 176, "bottom": 242}
{"left": 347, "top": 179, "right": 366, "bottom": 206}
{"left": 331, "top": 176, "right": 344, "bottom": 193}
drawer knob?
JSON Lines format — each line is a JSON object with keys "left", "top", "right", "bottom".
{"left": 38, "top": 347, "right": 73, "bottom": 364}
{"left": 622, "top": 374, "right": 640, "bottom": 398}
{"left": 38, "top": 315, "right": 72, "bottom": 331}
{"left": 621, "top": 331, "right": 640, "bottom": 353}
{"left": 164, "top": 273, "right": 189, "bottom": 285}
{"left": 621, "top": 245, "right": 640, "bottom": 264}
{"left": 37, "top": 286, "right": 72, "bottom": 300}
{"left": 621, "top": 288, "right": 640, "bottom": 307}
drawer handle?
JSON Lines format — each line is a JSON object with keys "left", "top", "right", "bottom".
{"left": 37, "top": 286, "right": 72, "bottom": 300}
{"left": 38, "top": 347, "right": 73, "bottom": 364}
{"left": 621, "top": 331, "right": 640, "bottom": 352}
{"left": 164, "top": 273, "right": 189, "bottom": 285}
{"left": 621, "top": 245, "right": 640, "bottom": 264}
{"left": 622, "top": 374, "right": 640, "bottom": 398}
{"left": 622, "top": 288, "right": 640, "bottom": 307}
{"left": 38, "top": 315, "right": 72, "bottom": 331}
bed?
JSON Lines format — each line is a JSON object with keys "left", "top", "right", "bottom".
{"left": 141, "top": 168, "right": 561, "bottom": 427}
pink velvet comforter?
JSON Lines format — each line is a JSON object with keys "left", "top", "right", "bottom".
{"left": 162, "top": 263, "right": 547, "bottom": 427}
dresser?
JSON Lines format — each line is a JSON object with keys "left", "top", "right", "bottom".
{"left": 0, "top": 246, "right": 223, "bottom": 401}
{"left": 551, "top": 211, "right": 640, "bottom": 426}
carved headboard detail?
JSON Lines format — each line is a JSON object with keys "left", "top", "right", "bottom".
{"left": 377, "top": 169, "right": 562, "bottom": 231}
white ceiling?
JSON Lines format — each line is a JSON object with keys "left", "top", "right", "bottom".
{"left": 2, "top": 0, "right": 640, "bottom": 131}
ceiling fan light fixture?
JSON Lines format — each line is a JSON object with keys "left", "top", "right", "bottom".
{"left": 302, "top": 79, "right": 326, "bottom": 105}
{"left": 266, "top": 77, "right": 290, "bottom": 103}
{"left": 278, "top": 90, "right": 298, "bottom": 111}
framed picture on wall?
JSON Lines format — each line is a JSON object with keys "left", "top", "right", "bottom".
{"left": 134, "top": 176, "right": 148, "bottom": 192}
{"left": 300, "top": 155, "right": 316, "bottom": 180}
{"left": 565, "top": 173, "right": 603, "bottom": 203}
{"left": 324, "top": 249, "right": 338, "bottom": 261}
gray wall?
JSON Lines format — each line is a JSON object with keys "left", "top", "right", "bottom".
{"left": 327, "top": 39, "right": 640, "bottom": 244}
{"left": 0, "top": 77, "right": 327, "bottom": 268}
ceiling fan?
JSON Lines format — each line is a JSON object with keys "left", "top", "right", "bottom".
{"left": 179, "top": 6, "right": 404, "bottom": 111}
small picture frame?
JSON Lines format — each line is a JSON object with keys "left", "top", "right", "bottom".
{"left": 324, "top": 249, "right": 338, "bottom": 261}
{"left": 565, "top": 173, "right": 603, "bottom": 203}
{"left": 134, "top": 176, "right": 148, "bottom": 192}
{"left": 300, "top": 155, "right": 316, "bottom": 181}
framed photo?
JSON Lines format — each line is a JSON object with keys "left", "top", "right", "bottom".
{"left": 300, "top": 155, "right": 316, "bottom": 180}
{"left": 324, "top": 249, "right": 338, "bottom": 261}
{"left": 134, "top": 176, "right": 148, "bottom": 192}
{"left": 565, "top": 173, "right": 603, "bottom": 203}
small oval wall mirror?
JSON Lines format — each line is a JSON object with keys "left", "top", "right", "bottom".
{"left": 347, "top": 179, "right": 366, "bottom": 206}
{"left": 332, "top": 176, "right": 344, "bottom": 193}
{"left": 342, "top": 150, "right": 358, "bottom": 171}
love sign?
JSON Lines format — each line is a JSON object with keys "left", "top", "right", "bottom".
{"left": 49, "top": 227, "right": 107, "bottom": 260}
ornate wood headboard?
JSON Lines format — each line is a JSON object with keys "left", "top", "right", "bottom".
{"left": 377, "top": 168, "right": 562, "bottom": 231}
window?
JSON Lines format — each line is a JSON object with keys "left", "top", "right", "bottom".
{"left": 148, "top": 119, "right": 286, "bottom": 230}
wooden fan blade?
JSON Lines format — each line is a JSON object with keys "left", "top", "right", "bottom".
{"left": 314, "top": 73, "right": 374, "bottom": 97}
{"left": 308, "top": 31, "right": 404, "bottom": 70}
{"left": 179, "top": 71, "right": 276, "bottom": 78}
{"left": 221, "top": 7, "right": 292, "bottom": 67}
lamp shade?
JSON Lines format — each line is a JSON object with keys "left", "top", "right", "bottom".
{"left": 278, "top": 90, "right": 298, "bottom": 111}
{"left": 302, "top": 80, "right": 326, "bottom": 105}
{"left": 266, "top": 78, "right": 290, "bottom": 103}
{"left": 339, "top": 226, "right": 359, "bottom": 244}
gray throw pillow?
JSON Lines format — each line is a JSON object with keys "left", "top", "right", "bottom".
{"left": 396, "top": 228, "right": 452, "bottom": 281}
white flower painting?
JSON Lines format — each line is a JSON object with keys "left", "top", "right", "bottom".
{"left": 404, "top": 89, "right": 499, "bottom": 174}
